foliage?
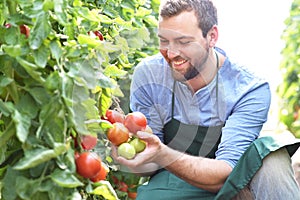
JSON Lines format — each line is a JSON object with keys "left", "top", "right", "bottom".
{"left": 0, "top": 0, "right": 159, "bottom": 199}
{"left": 277, "top": 0, "right": 300, "bottom": 138}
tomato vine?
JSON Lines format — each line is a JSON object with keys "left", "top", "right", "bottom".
{"left": 0, "top": 0, "right": 159, "bottom": 199}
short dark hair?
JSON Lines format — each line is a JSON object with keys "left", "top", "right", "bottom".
{"left": 159, "top": 0, "right": 218, "bottom": 37}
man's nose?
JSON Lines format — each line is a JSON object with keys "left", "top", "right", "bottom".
{"left": 167, "top": 47, "right": 180, "bottom": 59}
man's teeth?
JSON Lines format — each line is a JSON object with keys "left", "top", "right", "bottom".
{"left": 174, "top": 60, "right": 186, "bottom": 65}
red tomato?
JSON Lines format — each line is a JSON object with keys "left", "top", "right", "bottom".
{"left": 105, "top": 109, "right": 125, "bottom": 124}
{"left": 89, "top": 164, "right": 108, "bottom": 182}
{"left": 128, "top": 191, "right": 137, "bottom": 199}
{"left": 81, "top": 135, "right": 97, "bottom": 150}
{"left": 118, "top": 181, "right": 128, "bottom": 192}
{"left": 93, "top": 30, "right": 104, "bottom": 41}
{"left": 75, "top": 152, "right": 102, "bottom": 178}
{"left": 19, "top": 24, "right": 30, "bottom": 38}
{"left": 107, "top": 122, "right": 129, "bottom": 146}
{"left": 124, "top": 112, "right": 147, "bottom": 134}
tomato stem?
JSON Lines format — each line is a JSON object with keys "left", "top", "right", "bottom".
{"left": 6, "top": 0, "right": 17, "bottom": 15}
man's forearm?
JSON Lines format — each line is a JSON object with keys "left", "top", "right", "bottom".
{"left": 156, "top": 144, "right": 232, "bottom": 193}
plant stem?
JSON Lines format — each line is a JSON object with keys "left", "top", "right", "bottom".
{"left": 6, "top": 0, "right": 17, "bottom": 15}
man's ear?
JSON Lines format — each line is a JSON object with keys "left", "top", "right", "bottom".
{"left": 208, "top": 25, "right": 218, "bottom": 47}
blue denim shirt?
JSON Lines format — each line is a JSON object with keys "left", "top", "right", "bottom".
{"left": 129, "top": 48, "right": 271, "bottom": 168}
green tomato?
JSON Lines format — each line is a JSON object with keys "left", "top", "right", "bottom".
{"left": 129, "top": 138, "right": 146, "bottom": 153}
{"left": 118, "top": 143, "right": 136, "bottom": 159}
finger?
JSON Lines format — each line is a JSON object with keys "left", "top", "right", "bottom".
{"left": 136, "top": 131, "right": 157, "bottom": 142}
{"left": 110, "top": 145, "right": 119, "bottom": 160}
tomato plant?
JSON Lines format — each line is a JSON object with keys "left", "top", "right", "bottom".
{"left": 0, "top": 0, "right": 159, "bottom": 199}
{"left": 107, "top": 122, "right": 130, "bottom": 146}
{"left": 124, "top": 112, "right": 147, "bottom": 134}
{"left": 278, "top": 0, "right": 300, "bottom": 138}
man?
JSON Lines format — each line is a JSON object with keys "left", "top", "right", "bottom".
{"left": 112, "top": 0, "right": 300, "bottom": 199}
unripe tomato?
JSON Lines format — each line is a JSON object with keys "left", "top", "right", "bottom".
{"left": 117, "top": 142, "right": 136, "bottom": 159}
{"left": 81, "top": 135, "right": 97, "bottom": 150}
{"left": 75, "top": 152, "right": 102, "bottom": 178}
{"left": 124, "top": 112, "right": 147, "bottom": 134}
{"left": 129, "top": 137, "right": 146, "bottom": 153}
{"left": 90, "top": 163, "right": 109, "bottom": 182}
{"left": 107, "top": 122, "right": 129, "bottom": 146}
{"left": 105, "top": 109, "right": 125, "bottom": 124}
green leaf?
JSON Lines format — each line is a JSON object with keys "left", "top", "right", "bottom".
{"left": 98, "top": 14, "right": 114, "bottom": 24}
{"left": 13, "top": 109, "right": 31, "bottom": 143}
{"left": 50, "top": 169, "right": 84, "bottom": 188}
{"left": 28, "top": 86, "right": 50, "bottom": 105}
{"left": 16, "top": 57, "right": 45, "bottom": 83}
{"left": 29, "top": 12, "right": 51, "bottom": 50}
{"left": 77, "top": 34, "right": 102, "bottom": 48}
{"left": 16, "top": 176, "right": 40, "bottom": 200}
{"left": 2, "top": 167, "right": 19, "bottom": 200}
{"left": 68, "top": 60, "right": 99, "bottom": 90}
{"left": 16, "top": 93, "right": 39, "bottom": 118}
{"left": 50, "top": 40, "right": 63, "bottom": 62}
{"left": 105, "top": 65, "right": 127, "bottom": 78}
{"left": 53, "top": 0, "right": 68, "bottom": 25}
{"left": 13, "top": 144, "right": 67, "bottom": 170}
{"left": 0, "top": 76, "right": 13, "bottom": 87}
{"left": 33, "top": 44, "right": 50, "bottom": 68}
{"left": 45, "top": 71, "right": 61, "bottom": 91}
{"left": 2, "top": 44, "right": 22, "bottom": 57}
{"left": 0, "top": 99, "right": 15, "bottom": 116}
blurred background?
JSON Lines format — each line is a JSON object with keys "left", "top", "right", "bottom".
{"left": 214, "top": 0, "right": 293, "bottom": 133}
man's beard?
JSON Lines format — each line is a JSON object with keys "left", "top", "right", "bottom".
{"left": 171, "top": 51, "right": 209, "bottom": 82}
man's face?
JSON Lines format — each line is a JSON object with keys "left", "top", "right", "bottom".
{"left": 158, "top": 11, "right": 210, "bottom": 82}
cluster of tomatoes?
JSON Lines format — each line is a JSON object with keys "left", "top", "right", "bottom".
{"left": 74, "top": 133, "right": 108, "bottom": 183}
{"left": 105, "top": 109, "right": 152, "bottom": 160}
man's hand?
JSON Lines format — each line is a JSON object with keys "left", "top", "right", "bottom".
{"left": 111, "top": 131, "right": 162, "bottom": 175}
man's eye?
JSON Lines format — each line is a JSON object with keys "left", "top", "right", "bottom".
{"left": 179, "top": 41, "right": 191, "bottom": 45}
{"left": 160, "top": 40, "right": 168, "bottom": 44}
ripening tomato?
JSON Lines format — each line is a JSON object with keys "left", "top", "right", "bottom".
{"left": 105, "top": 109, "right": 125, "bottom": 124}
{"left": 107, "top": 122, "right": 129, "bottom": 146}
{"left": 124, "top": 112, "right": 147, "bottom": 134}
{"left": 90, "top": 163, "right": 109, "bottom": 182}
{"left": 75, "top": 152, "right": 102, "bottom": 178}
{"left": 81, "top": 135, "right": 98, "bottom": 150}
